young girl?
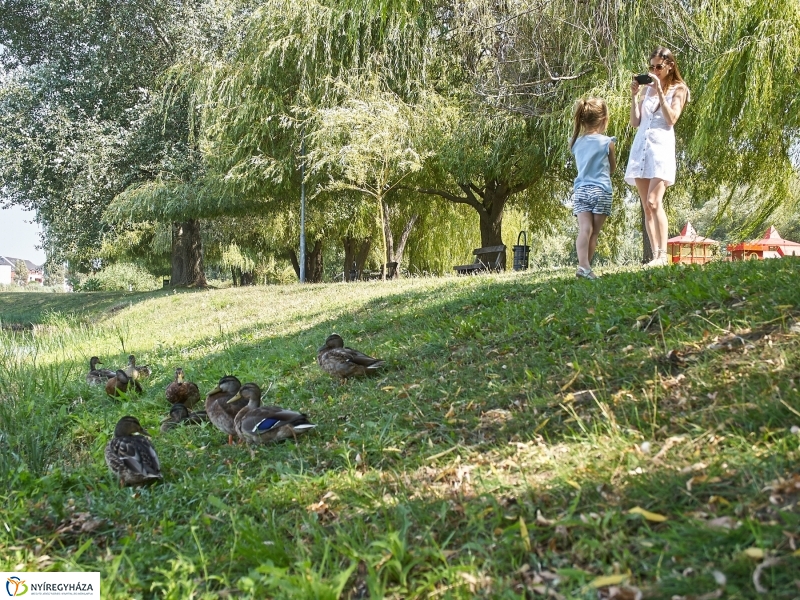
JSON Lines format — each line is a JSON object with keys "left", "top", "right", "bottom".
{"left": 570, "top": 97, "right": 616, "bottom": 280}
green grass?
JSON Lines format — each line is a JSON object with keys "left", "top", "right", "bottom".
{"left": 0, "top": 261, "right": 798, "bottom": 599}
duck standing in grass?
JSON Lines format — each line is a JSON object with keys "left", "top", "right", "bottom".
{"left": 160, "top": 403, "right": 208, "bottom": 433}
{"left": 317, "top": 333, "right": 385, "bottom": 383}
{"left": 105, "top": 416, "right": 162, "bottom": 487}
{"left": 165, "top": 368, "right": 201, "bottom": 409}
{"left": 227, "top": 382, "right": 316, "bottom": 445}
{"left": 123, "top": 355, "right": 152, "bottom": 381}
{"left": 205, "top": 375, "right": 246, "bottom": 444}
{"left": 86, "top": 356, "right": 116, "bottom": 385}
{"left": 106, "top": 369, "right": 143, "bottom": 398}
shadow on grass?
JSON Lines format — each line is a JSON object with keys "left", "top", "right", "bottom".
{"left": 1, "top": 259, "right": 799, "bottom": 597}
{"left": 0, "top": 286, "right": 212, "bottom": 328}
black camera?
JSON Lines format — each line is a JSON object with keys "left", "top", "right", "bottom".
{"left": 635, "top": 73, "right": 653, "bottom": 85}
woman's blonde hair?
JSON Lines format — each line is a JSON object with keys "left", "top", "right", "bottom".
{"left": 570, "top": 97, "right": 608, "bottom": 149}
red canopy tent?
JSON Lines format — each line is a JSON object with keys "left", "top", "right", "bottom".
{"left": 666, "top": 222, "right": 719, "bottom": 264}
{"left": 727, "top": 226, "right": 800, "bottom": 260}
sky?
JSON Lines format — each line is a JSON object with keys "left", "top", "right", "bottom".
{"left": 0, "top": 204, "right": 46, "bottom": 264}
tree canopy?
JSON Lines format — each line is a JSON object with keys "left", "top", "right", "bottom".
{"left": 1, "top": 0, "right": 798, "bottom": 279}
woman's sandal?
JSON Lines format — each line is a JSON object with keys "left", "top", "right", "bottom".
{"left": 576, "top": 266, "right": 598, "bottom": 280}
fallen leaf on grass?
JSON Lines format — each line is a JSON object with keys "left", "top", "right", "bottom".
{"left": 519, "top": 517, "right": 531, "bottom": 552}
{"left": 588, "top": 574, "right": 628, "bottom": 588}
{"left": 54, "top": 512, "right": 105, "bottom": 537}
{"left": 743, "top": 547, "right": 764, "bottom": 559}
{"left": 753, "top": 557, "right": 781, "bottom": 593}
{"left": 628, "top": 507, "right": 668, "bottom": 522}
{"left": 704, "top": 516, "right": 739, "bottom": 530}
{"left": 600, "top": 586, "right": 642, "bottom": 600}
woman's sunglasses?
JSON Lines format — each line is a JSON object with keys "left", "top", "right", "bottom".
{"left": 649, "top": 63, "right": 667, "bottom": 72}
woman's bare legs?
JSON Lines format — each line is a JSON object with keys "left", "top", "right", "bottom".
{"left": 635, "top": 178, "right": 668, "bottom": 263}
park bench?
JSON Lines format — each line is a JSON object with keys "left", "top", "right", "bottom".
{"left": 453, "top": 245, "right": 506, "bottom": 275}
{"left": 365, "top": 262, "right": 399, "bottom": 280}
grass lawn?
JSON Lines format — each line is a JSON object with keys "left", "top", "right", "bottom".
{"left": 0, "top": 260, "right": 798, "bottom": 599}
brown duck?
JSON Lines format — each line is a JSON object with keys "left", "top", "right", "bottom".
{"left": 104, "top": 416, "right": 162, "bottom": 487}
{"left": 317, "top": 333, "right": 385, "bottom": 382}
{"left": 165, "top": 368, "right": 201, "bottom": 409}
{"left": 160, "top": 403, "right": 208, "bottom": 433}
{"left": 227, "top": 382, "right": 316, "bottom": 445}
{"left": 204, "top": 375, "right": 247, "bottom": 444}
{"left": 106, "top": 369, "right": 143, "bottom": 398}
{"left": 123, "top": 354, "right": 152, "bottom": 381}
{"left": 86, "top": 356, "right": 116, "bottom": 385}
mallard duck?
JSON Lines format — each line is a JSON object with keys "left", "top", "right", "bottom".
{"left": 86, "top": 356, "right": 116, "bottom": 385}
{"left": 205, "top": 375, "right": 246, "bottom": 444}
{"left": 165, "top": 368, "right": 201, "bottom": 409}
{"left": 123, "top": 354, "right": 152, "bottom": 381}
{"left": 104, "top": 416, "right": 162, "bottom": 487}
{"left": 228, "top": 382, "right": 316, "bottom": 444}
{"left": 160, "top": 403, "right": 208, "bottom": 433}
{"left": 317, "top": 333, "right": 385, "bottom": 382}
{"left": 106, "top": 369, "right": 143, "bottom": 398}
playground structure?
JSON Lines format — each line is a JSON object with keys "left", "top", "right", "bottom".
{"left": 727, "top": 226, "right": 800, "bottom": 260}
{"left": 666, "top": 222, "right": 719, "bottom": 265}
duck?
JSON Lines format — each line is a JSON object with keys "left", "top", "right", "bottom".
{"left": 86, "top": 356, "right": 116, "bottom": 385}
{"left": 204, "top": 375, "right": 247, "bottom": 444}
{"left": 104, "top": 416, "right": 162, "bottom": 487}
{"left": 317, "top": 333, "right": 385, "bottom": 382}
{"left": 165, "top": 368, "right": 201, "bottom": 409}
{"left": 160, "top": 403, "right": 208, "bottom": 433}
{"left": 228, "top": 382, "right": 316, "bottom": 445}
{"left": 105, "top": 369, "right": 143, "bottom": 398}
{"left": 123, "top": 354, "right": 152, "bottom": 381}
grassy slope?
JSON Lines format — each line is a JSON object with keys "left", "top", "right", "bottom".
{"left": 0, "top": 261, "right": 798, "bottom": 599}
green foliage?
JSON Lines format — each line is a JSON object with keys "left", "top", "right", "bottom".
{"left": 1, "top": 261, "right": 799, "bottom": 597}
{"left": 13, "top": 259, "right": 28, "bottom": 285}
{"left": 73, "top": 263, "right": 161, "bottom": 292}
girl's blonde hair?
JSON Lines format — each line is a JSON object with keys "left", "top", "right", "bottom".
{"left": 570, "top": 97, "right": 609, "bottom": 149}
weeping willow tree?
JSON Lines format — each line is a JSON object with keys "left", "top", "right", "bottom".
{"left": 613, "top": 0, "right": 800, "bottom": 252}
{"left": 677, "top": 0, "right": 800, "bottom": 238}
{"left": 184, "top": 0, "right": 441, "bottom": 281}
{"left": 400, "top": 0, "right": 626, "bottom": 261}
{"left": 308, "top": 78, "right": 446, "bottom": 279}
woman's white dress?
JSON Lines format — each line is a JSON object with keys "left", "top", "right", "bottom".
{"left": 624, "top": 85, "right": 684, "bottom": 186}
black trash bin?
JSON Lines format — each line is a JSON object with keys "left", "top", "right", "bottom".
{"left": 512, "top": 231, "right": 530, "bottom": 271}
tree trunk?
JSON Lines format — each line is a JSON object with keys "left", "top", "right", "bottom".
{"left": 418, "top": 177, "right": 524, "bottom": 272}
{"left": 381, "top": 200, "right": 417, "bottom": 279}
{"left": 171, "top": 220, "right": 207, "bottom": 287}
{"left": 342, "top": 237, "right": 372, "bottom": 282}
{"left": 288, "top": 239, "right": 323, "bottom": 283}
{"left": 640, "top": 205, "right": 653, "bottom": 263}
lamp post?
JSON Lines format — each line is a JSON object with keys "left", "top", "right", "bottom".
{"left": 299, "top": 131, "right": 306, "bottom": 283}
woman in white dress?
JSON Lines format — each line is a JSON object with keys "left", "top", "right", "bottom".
{"left": 625, "top": 46, "right": 690, "bottom": 266}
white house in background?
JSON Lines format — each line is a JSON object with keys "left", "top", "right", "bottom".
{"left": 0, "top": 256, "right": 44, "bottom": 284}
